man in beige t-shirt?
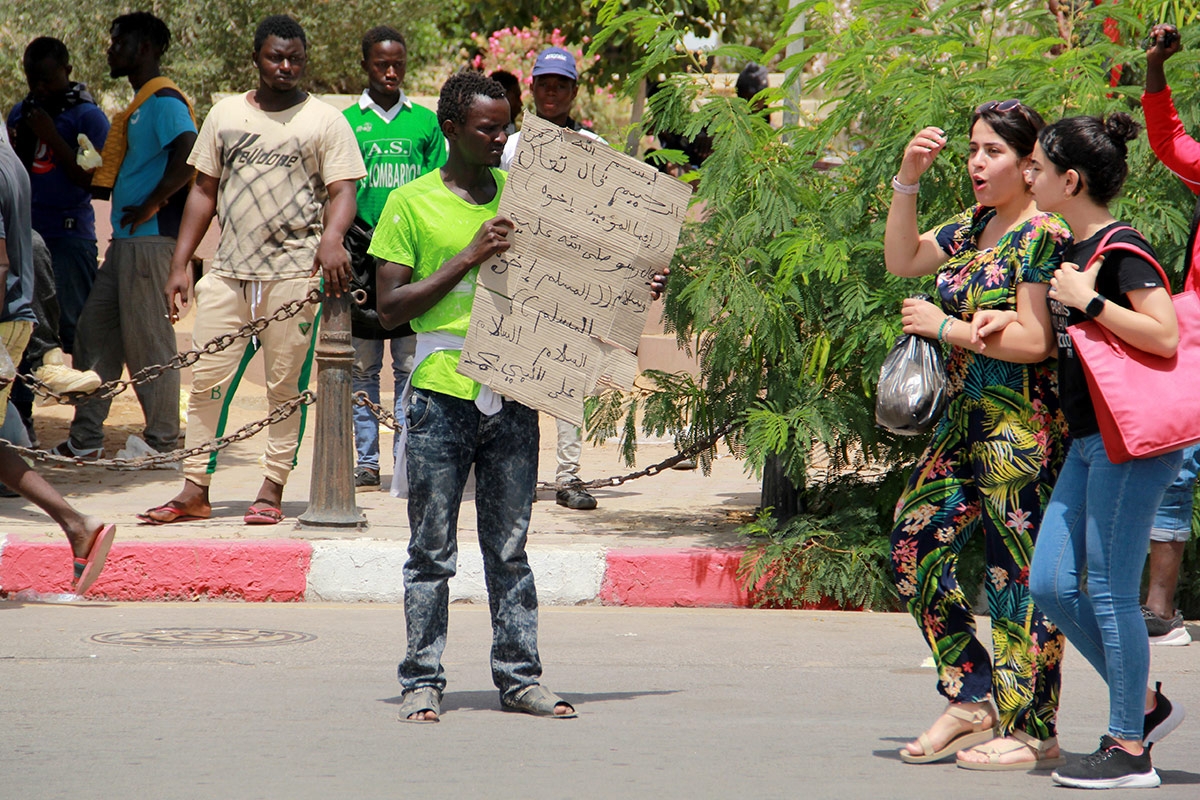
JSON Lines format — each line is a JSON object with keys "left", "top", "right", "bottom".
{"left": 140, "top": 14, "right": 365, "bottom": 526}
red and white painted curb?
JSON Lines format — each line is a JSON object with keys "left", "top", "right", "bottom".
{"left": 0, "top": 536, "right": 750, "bottom": 607}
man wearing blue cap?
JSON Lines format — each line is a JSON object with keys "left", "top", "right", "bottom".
{"left": 501, "top": 46, "right": 605, "bottom": 511}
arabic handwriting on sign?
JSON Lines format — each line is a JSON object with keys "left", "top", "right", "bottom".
{"left": 461, "top": 350, "right": 547, "bottom": 386}
{"left": 531, "top": 139, "right": 568, "bottom": 173}
{"left": 556, "top": 232, "right": 611, "bottom": 262}
{"left": 547, "top": 377, "right": 578, "bottom": 400}
{"left": 534, "top": 269, "right": 588, "bottom": 299}
{"left": 576, "top": 161, "right": 609, "bottom": 188}
{"left": 514, "top": 289, "right": 596, "bottom": 338}
{"left": 511, "top": 212, "right": 554, "bottom": 240}
{"left": 607, "top": 186, "right": 670, "bottom": 215}
{"left": 488, "top": 252, "right": 538, "bottom": 276}
{"left": 539, "top": 183, "right": 573, "bottom": 209}
{"left": 568, "top": 137, "right": 596, "bottom": 157}
{"left": 532, "top": 342, "right": 589, "bottom": 370}
{"left": 514, "top": 128, "right": 566, "bottom": 171}
{"left": 487, "top": 313, "right": 522, "bottom": 346}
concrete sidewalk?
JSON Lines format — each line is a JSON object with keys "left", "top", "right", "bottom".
{"left": 2, "top": 384, "right": 764, "bottom": 605}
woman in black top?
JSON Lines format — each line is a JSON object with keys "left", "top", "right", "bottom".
{"left": 982, "top": 113, "right": 1183, "bottom": 790}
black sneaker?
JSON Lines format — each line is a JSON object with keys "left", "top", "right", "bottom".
{"left": 354, "top": 466, "right": 380, "bottom": 491}
{"left": 1144, "top": 681, "right": 1186, "bottom": 747}
{"left": 556, "top": 481, "right": 597, "bottom": 510}
{"left": 1141, "top": 605, "right": 1192, "bottom": 646}
{"left": 1052, "top": 735, "right": 1160, "bottom": 789}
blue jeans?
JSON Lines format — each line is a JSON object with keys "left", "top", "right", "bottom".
{"left": 351, "top": 336, "right": 413, "bottom": 471}
{"left": 1150, "top": 444, "right": 1199, "bottom": 543}
{"left": 399, "top": 388, "right": 542, "bottom": 701}
{"left": 1029, "top": 434, "right": 1183, "bottom": 739}
{"left": 45, "top": 236, "right": 98, "bottom": 354}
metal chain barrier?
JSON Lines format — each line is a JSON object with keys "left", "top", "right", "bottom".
{"left": 19, "top": 289, "right": 322, "bottom": 405}
{"left": 1, "top": 391, "right": 316, "bottom": 470}
{"left": 566, "top": 420, "right": 739, "bottom": 489}
{"left": 352, "top": 391, "right": 737, "bottom": 490}
{"left": 353, "top": 391, "right": 400, "bottom": 432}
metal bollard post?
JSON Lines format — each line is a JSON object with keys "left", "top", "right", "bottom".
{"left": 298, "top": 291, "right": 366, "bottom": 528}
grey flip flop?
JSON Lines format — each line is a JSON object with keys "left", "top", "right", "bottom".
{"left": 502, "top": 684, "right": 577, "bottom": 719}
{"left": 397, "top": 686, "right": 442, "bottom": 723}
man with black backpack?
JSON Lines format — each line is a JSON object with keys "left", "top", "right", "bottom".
{"left": 342, "top": 25, "right": 446, "bottom": 491}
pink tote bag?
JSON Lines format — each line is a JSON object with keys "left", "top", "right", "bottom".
{"left": 1068, "top": 227, "right": 1200, "bottom": 463}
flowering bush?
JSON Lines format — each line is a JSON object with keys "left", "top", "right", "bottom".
{"left": 466, "top": 19, "right": 628, "bottom": 140}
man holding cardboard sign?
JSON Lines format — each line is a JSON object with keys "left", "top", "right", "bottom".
{"left": 371, "top": 71, "right": 574, "bottom": 722}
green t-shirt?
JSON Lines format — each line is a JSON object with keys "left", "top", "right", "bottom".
{"left": 368, "top": 167, "right": 507, "bottom": 400}
{"left": 342, "top": 96, "right": 447, "bottom": 227}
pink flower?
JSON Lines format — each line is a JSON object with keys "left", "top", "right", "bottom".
{"left": 1007, "top": 508, "right": 1033, "bottom": 533}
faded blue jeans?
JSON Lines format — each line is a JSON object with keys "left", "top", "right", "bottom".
{"left": 1150, "top": 444, "right": 1199, "bottom": 542}
{"left": 351, "top": 335, "right": 414, "bottom": 471}
{"left": 1029, "top": 434, "right": 1183, "bottom": 740}
{"left": 398, "top": 388, "right": 542, "bottom": 701}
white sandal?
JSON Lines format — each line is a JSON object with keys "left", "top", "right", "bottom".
{"left": 899, "top": 704, "right": 997, "bottom": 764}
{"left": 956, "top": 730, "right": 1066, "bottom": 771}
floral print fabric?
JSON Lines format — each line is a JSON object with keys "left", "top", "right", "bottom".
{"left": 890, "top": 206, "right": 1071, "bottom": 739}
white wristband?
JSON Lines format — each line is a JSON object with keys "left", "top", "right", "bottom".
{"left": 892, "top": 175, "right": 920, "bottom": 195}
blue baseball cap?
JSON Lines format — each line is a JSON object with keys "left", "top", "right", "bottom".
{"left": 532, "top": 47, "right": 577, "bottom": 81}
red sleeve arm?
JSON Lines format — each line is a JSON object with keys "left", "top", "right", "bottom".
{"left": 1142, "top": 87, "right": 1200, "bottom": 194}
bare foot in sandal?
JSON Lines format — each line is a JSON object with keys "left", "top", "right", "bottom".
{"left": 901, "top": 701, "right": 996, "bottom": 763}
{"left": 140, "top": 480, "right": 211, "bottom": 524}
{"left": 957, "top": 731, "right": 1064, "bottom": 771}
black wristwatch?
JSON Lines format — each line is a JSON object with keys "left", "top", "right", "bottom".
{"left": 1084, "top": 294, "right": 1107, "bottom": 319}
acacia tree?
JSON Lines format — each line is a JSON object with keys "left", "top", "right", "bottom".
{"left": 0, "top": 1, "right": 444, "bottom": 117}
{"left": 586, "top": 0, "right": 1200, "bottom": 608}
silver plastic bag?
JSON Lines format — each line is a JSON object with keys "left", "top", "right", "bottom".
{"left": 875, "top": 331, "right": 948, "bottom": 436}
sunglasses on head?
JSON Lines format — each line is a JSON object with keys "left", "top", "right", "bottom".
{"left": 976, "top": 99, "right": 1022, "bottom": 114}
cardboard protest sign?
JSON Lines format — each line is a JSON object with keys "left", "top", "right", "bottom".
{"left": 457, "top": 115, "right": 691, "bottom": 425}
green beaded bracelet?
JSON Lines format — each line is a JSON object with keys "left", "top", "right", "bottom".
{"left": 937, "top": 317, "right": 952, "bottom": 343}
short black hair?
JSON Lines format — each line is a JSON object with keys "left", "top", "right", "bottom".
{"left": 438, "top": 70, "right": 507, "bottom": 128}
{"left": 111, "top": 12, "right": 171, "bottom": 55}
{"left": 490, "top": 70, "right": 519, "bottom": 93}
{"left": 254, "top": 15, "right": 307, "bottom": 53}
{"left": 23, "top": 37, "right": 69, "bottom": 72}
{"left": 361, "top": 26, "right": 405, "bottom": 60}
{"left": 735, "top": 63, "right": 768, "bottom": 101}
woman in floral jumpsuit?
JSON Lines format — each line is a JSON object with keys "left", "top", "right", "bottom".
{"left": 884, "top": 101, "right": 1071, "bottom": 770}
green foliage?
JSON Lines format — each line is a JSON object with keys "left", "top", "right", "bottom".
{"left": 446, "top": 0, "right": 786, "bottom": 81}
{"left": 0, "top": 1, "right": 444, "bottom": 117}
{"left": 589, "top": 0, "right": 1200, "bottom": 608}
{"left": 737, "top": 470, "right": 909, "bottom": 610}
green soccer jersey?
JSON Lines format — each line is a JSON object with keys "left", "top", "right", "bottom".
{"left": 368, "top": 168, "right": 507, "bottom": 401}
{"left": 342, "top": 94, "right": 447, "bottom": 227}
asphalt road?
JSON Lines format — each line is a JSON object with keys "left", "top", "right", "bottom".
{"left": 2, "top": 602, "right": 1197, "bottom": 799}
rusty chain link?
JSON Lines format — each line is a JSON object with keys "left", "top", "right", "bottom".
{"left": 353, "top": 391, "right": 401, "bottom": 432}
{"left": 19, "top": 289, "right": 322, "bottom": 405}
{"left": 565, "top": 420, "right": 739, "bottom": 489}
{"left": 1, "top": 391, "right": 316, "bottom": 470}
{"left": 352, "top": 391, "right": 737, "bottom": 490}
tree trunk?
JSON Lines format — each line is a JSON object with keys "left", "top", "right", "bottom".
{"left": 760, "top": 453, "right": 804, "bottom": 522}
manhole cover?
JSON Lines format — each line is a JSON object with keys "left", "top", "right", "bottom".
{"left": 89, "top": 628, "right": 317, "bottom": 648}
